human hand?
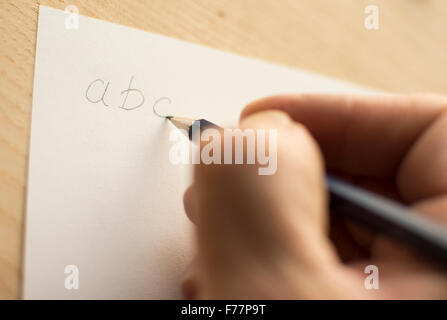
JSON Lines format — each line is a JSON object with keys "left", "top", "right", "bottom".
{"left": 182, "top": 94, "right": 447, "bottom": 299}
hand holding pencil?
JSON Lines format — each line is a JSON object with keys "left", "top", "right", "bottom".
{"left": 182, "top": 93, "right": 447, "bottom": 299}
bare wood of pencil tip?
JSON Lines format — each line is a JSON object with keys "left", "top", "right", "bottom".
{"left": 168, "top": 116, "right": 196, "bottom": 132}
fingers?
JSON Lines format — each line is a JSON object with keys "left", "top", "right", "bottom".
{"left": 412, "top": 195, "right": 447, "bottom": 227}
{"left": 195, "top": 110, "right": 331, "bottom": 264}
{"left": 397, "top": 111, "right": 447, "bottom": 201}
{"left": 190, "top": 110, "right": 354, "bottom": 298}
{"left": 183, "top": 185, "right": 197, "bottom": 224}
{"left": 241, "top": 94, "right": 447, "bottom": 186}
{"left": 181, "top": 256, "right": 200, "bottom": 300}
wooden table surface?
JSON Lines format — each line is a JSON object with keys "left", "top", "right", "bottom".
{"left": 1, "top": 0, "right": 446, "bottom": 299}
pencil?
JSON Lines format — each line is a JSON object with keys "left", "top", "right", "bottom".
{"left": 168, "top": 116, "right": 447, "bottom": 266}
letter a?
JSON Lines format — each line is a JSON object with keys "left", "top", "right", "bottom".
{"left": 364, "top": 5, "right": 379, "bottom": 30}
{"left": 364, "top": 265, "right": 379, "bottom": 290}
{"left": 64, "top": 265, "right": 80, "bottom": 290}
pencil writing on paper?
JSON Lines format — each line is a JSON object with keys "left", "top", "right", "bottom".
{"left": 85, "top": 75, "right": 145, "bottom": 110}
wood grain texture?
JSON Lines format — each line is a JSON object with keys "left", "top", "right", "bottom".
{"left": 1, "top": 0, "right": 446, "bottom": 299}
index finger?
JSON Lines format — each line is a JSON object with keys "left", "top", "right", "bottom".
{"left": 241, "top": 93, "right": 447, "bottom": 201}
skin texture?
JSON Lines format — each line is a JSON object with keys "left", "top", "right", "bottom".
{"left": 181, "top": 94, "right": 447, "bottom": 299}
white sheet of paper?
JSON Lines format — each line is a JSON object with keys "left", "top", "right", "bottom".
{"left": 24, "top": 6, "right": 374, "bottom": 299}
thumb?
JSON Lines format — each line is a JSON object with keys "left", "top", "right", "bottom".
{"left": 194, "top": 110, "right": 356, "bottom": 299}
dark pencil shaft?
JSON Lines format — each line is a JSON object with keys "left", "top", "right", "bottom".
{"left": 328, "top": 175, "right": 447, "bottom": 265}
